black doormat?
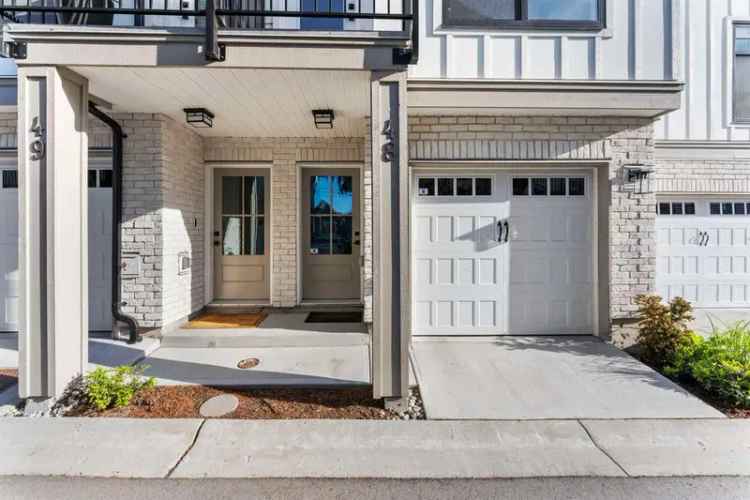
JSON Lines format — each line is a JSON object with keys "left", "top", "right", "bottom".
{"left": 305, "top": 311, "right": 363, "bottom": 323}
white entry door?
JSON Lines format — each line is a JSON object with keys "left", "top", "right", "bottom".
{"left": 656, "top": 199, "right": 750, "bottom": 309}
{"left": 412, "top": 170, "right": 594, "bottom": 336}
{"left": 0, "top": 160, "right": 113, "bottom": 332}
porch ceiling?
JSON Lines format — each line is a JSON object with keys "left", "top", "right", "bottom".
{"left": 73, "top": 66, "right": 370, "bottom": 138}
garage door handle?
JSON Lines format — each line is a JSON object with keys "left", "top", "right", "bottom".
{"left": 497, "top": 220, "right": 504, "bottom": 243}
{"left": 504, "top": 221, "right": 509, "bottom": 243}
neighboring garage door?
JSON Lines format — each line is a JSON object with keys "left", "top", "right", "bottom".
{"left": 0, "top": 158, "right": 113, "bottom": 332}
{"left": 656, "top": 198, "right": 750, "bottom": 310}
{"left": 412, "top": 170, "right": 594, "bottom": 336}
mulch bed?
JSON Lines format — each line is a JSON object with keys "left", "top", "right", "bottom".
{"left": 0, "top": 368, "right": 17, "bottom": 393}
{"left": 634, "top": 353, "right": 750, "bottom": 419}
{"left": 67, "top": 386, "right": 398, "bottom": 420}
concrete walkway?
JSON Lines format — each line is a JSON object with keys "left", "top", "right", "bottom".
{"left": 0, "top": 418, "right": 748, "bottom": 479}
{"left": 411, "top": 336, "right": 724, "bottom": 420}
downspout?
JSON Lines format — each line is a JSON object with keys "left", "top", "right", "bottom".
{"left": 88, "top": 103, "right": 141, "bottom": 344}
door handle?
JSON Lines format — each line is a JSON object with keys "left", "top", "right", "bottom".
{"left": 497, "top": 220, "right": 504, "bottom": 243}
{"left": 504, "top": 221, "right": 509, "bottom": 243}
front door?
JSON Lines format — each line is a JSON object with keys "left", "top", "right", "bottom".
{"left": 302, "top": 168, "right": 361, "bottom": 300}
{"left": 213, "top": 168, "right": 270, "bottom": 300}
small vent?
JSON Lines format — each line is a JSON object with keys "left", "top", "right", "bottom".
{"left": 178, "top": 251, "right": 191, "bottom": 275}
{"left": 2, "top": 170, "right": 17, "bottom": 189}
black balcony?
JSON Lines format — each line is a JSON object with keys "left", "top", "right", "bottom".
{"left": 0, "top": 0, "right": 418, "bottom": 63}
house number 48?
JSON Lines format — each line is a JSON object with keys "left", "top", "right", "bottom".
{"left": 30, "top": 116, "right": 46, "bottom": 161}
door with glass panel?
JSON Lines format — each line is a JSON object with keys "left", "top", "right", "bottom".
{"left": 214, "top": 168, "right": 270, "bottom": 300}
{"left": 302, "top": 169, "right": 361, "bottom": 300}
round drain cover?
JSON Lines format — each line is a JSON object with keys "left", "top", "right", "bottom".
{"left": 237, "top": 357, "right": 260, "bottom": 369}
{"left": 199, "top": 394, "right": 239, "bottom": 418}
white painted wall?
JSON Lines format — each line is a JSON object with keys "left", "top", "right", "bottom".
{"left": 410, "top": 0, "right": 678, "bottom": 81}
{"left": 656, "top": 0, "right": 750, "bottom": 142}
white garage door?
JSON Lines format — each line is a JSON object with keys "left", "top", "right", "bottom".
{"left": 656, "top": 199, "right": 750, "bottom": 309}
{"left": 412, "top": 171, "right": 594, "bottom": 336}
{"left": 0, "top": 158, "right": 113, "bottom": 332}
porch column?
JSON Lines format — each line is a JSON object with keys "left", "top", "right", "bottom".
{"left": 370, "top": 71, "right": 409, "bottom": 407}
{"left": 17, "top": 67, "right": 89, "bottom": 401}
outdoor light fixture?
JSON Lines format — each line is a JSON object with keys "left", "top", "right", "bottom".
{"left": 623, "top": 163, "right": 655, "bottom": 194}
{"left": 184, "top": 108, "right": 214, "bottom": 128}
{"left": 312, "top": 109, "right": 335, "bottom": 129}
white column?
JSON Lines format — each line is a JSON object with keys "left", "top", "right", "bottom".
{"left": 370, "top": 71, "right": 409, "bottom": 407}
{"left": 17, "top": 67, "right": 89, "bottom": 400}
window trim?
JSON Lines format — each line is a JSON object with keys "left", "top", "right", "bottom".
{"left": 416, "top": 175, "right": 494, "bottom": 198}
{"left": 733, "top": 22, "right": 750, "bottom": 124}
{"left": 441, "top": 0, "right": 606, "bottom": 31}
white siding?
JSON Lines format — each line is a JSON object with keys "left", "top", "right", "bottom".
{"left": 410, "top": 0, "right": 677, "bottom": 82}
{"left": 657, "top": 0, "right": 750, "bottom": 142}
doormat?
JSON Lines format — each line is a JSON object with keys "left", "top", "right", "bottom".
{"left": 183, "top": 312, "right": 268, "bottom": 329}
{"left": 305, "top": 311, "right": 363, "bottom": 323}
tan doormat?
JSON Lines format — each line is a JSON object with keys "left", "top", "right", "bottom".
{"left": 183, "top": 312, "right": 268, "bottom": 329}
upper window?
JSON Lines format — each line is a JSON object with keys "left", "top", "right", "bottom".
{"left": 735, "top": 25, "right": 750, "bottom": 123}
{"left": 443, "top": 0, "right": 604, "bottom": 30}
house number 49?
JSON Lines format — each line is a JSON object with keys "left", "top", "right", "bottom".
{"left": 30, "top": 116, "right": 46, "bottom": 161}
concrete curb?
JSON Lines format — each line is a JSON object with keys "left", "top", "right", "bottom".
{"left": 0, "top": 417, "right": 748, "bottom": 479}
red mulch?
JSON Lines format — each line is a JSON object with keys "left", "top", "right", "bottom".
{"left": 68, "top": 385, "right": 397, "bottom": 420}
{"left": 0, "top": 368, "right": 17, "bottom": 392}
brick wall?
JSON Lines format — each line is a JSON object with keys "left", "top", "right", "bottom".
{"left": 204, "top": 137, "right": 366, "bottom": 309}
{"left": 655, "top": 154, "right": 750, "bottom": 194}
{"left": 408, "top": 115, "right": 658, "bottom": 336}
{"left": 160, "top": 117, "right": 205, "bottom": 326}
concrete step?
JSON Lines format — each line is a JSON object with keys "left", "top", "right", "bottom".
{"left": 161, "top": 329, "right": 370, "bottom": 349}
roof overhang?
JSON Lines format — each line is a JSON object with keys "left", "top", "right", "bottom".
{"left": 407, "top": 79, "right": 685, "bottom": 118}
{"left": 5, "top": 24, "right": 409, "bottom": 71}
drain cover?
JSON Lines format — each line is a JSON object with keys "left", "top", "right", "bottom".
{"left": 199, "top": 394, "right": 239, "bottom": 418}
{"left": 237, "top": 357, "right": 260, "bottom": 369}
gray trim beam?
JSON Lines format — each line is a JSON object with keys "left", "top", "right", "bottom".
{"left": 408, "top": 79, "right": 684, "bottom": 118}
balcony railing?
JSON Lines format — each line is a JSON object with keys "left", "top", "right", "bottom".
{"left": 0, "top": 0, "right": 418, "bottom": 63}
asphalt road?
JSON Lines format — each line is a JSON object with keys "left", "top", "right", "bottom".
{"left": 1, "top": 477, "right": 749, "bottom": 500}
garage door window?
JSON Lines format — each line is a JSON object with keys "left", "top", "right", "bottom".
{"left": 88, "top": 169, "right": 113, "bottom": 189}
{"left": 1, "top": 170, "right": 17, "bottom": 189}
{"left": 418, "top": 177, "right": 493, "bottom": 197}
{"left": 710, "top": 201, "right": 750, "bottom": 216}
{"left": 658, "top": 202, "right": 696, "bottom": 216}
{"left": 513, "top": 177, "right": 585, "bottom": 197}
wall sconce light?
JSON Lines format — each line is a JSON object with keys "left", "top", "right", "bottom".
{"left": 312, "top": 109, "right": 335, "bottom": 129}
{"left": 623, "top": 163, "right": 655, "bottom": 194}
{"left": 184, "top": 108, "right": 214, "bottom": 128}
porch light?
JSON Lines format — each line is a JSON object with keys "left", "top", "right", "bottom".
{"left": 623, "top": 163, "right": 655, "bottom": 194}
{"left": 312, "top": 109, "right": 335, "bottom": 129}
{"left": 184, "top": 108, "right": 214, "bottom": 128}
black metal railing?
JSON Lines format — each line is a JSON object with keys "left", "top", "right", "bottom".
{"left": 0, "top": 0, "right": 417, "bottom": 62}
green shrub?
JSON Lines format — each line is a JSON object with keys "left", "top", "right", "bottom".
{"left": 672, "top": 322, "right": 750, "bottom": 409}
{"left": 634, "top": 294, "right": 694, "bottom": 367}
{"left": 85, "top": 365, "right": 156, "bottom": 411}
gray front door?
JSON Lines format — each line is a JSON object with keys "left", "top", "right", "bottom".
{"left": 213, "top": 168, "right": 270, "bottom": 300}
{"left": 302, "top": 168, "right": 361, "bottom": 300}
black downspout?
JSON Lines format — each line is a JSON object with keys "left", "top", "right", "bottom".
{"left": 88, "top": 103, "right": 141, "bottom": 344}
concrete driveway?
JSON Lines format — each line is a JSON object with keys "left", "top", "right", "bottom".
{"left": 411, "top": 336, "right": 724, "bottom": 420}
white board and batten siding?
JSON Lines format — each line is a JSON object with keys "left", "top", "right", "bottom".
{"left": 657, "top": 0, "right": 750, "bottom": 142}
{"left": 411, "top": 0, "right": 679, "bottom": 81}
{"left": 412, "top": 170, "right": 595, "bottom": 336}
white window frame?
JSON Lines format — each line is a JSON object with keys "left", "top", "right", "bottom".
{"left": 725, "top": 18, "right": 750, "bottom": 129}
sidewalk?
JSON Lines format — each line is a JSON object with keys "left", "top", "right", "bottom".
{"left": 1, "top": 418, "right": 748, "bottom": 479}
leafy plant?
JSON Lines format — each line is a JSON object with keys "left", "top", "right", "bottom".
{"left": 634, "top": 294, "right": 694, "bottom": 367}
{"left": 85, "top": 365, "right": 156, "bottom": 411}
{"left": 666, "top": 322, "right": 750, "bottom": 409}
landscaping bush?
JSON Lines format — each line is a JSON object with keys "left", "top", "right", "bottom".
{"left": 634, "top": 294, "right": 694, "bottom": 367}
{"left": 85, "top": 365, "right": 156, "bottom": 411}
{"left": 666, "top": 322, "right": 750, "bottom": 409}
